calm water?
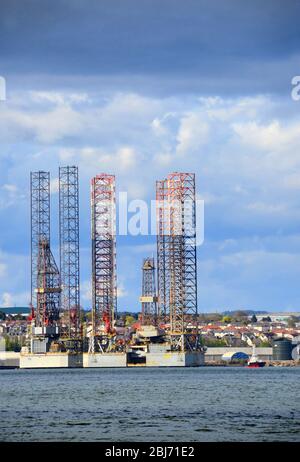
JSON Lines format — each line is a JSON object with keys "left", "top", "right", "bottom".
{"left": 0, "top": 367, "right": 299, "bottom": 442}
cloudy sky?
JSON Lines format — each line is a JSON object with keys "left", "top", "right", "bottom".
{"left": 1, "top": 0, "right": 300, "bottom": 312}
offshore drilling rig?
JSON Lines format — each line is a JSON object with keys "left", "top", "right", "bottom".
{"left": 129, "top": 172, "right": 203, "bottom": 366}
{"left": 85, "top": 174, "right": 127, "bottom": 366}
{"left": 59, "top": 166, "right": 81, "bottom": 350}
{"left": 156, "top": 172, "right": 200, "bottom": 353}
{"left": 21, "top": 168, "right": 82, "bottom": 367}
{"left": 21, "top": 168, "right": 204, "bottom": 368}
{"left": 89, "top": 174, "right": 117, "bottom": 353}
{"left": 29, "top": 171, "right": 61, "bottom": 353}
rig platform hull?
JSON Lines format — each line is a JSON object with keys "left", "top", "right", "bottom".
{"left": 83, "top": 352, "right": 127, "bottom": 368}
{"left": 0, "top": 352, "right": 20, "bottom": 369}
{"left": 19, "top": 351, "right": 204, "bottom": 368}
{"left": 145, "top": 351, "right": 204, "bottom": 367}
{"left": 20, "top": 353, "right": 83, "bottom": 369}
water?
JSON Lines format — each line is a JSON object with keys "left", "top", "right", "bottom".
{"left": 0, "top": 367, "right": 299, "bottom": 442}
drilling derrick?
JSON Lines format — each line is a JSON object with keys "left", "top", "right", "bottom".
{"left": 156, "top": 179, "right": 168, "bottom": 323}
{"left": 89, "top": 174, "right": 117, "bottom": 353}
{"left": 59, "top": 166, "right": 81, "bottom": 347}
{"left": 156, "top": 172, "right": 199, "bottom": 352}
{"left": 30, "top": 172, "right": 61, "bottom": 350}
{"left": 140, "top": 258, "right": 158, "bottom": 326}
{"left": 31, "top": 171, "right": 50, "bottom": 310}
{"left": 35, "top": 239, "right": 61, "bottom": 329}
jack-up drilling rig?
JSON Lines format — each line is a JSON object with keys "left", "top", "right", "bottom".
{"left": 29, "top": 168, "right": 82, "bottom": 355}
{"left": 156, "top": 172, "right": 200, "bottom": 352}
{"left": 29, "top": 171, "right": 61, "bottom": 353}
{"left": 59, "top": 166, "right": 81, "bottom": 351}
{"left": 89, "top": 174, "right": 119, "bottom": 353}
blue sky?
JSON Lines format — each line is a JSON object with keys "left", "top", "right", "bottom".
{"left": 1, "top": 0, "right": 300, "bottom": 312}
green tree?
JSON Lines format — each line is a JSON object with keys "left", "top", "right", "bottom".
{"left": 14, "top": 314, "right": 24, "bottom": 321}
{"left": 202, "top": 337, "right": 228, "bottom": 347}
{"left": 287, "top": 316, "right": 298, "bottom": 328}
{"left": 80, "top": 310, "right": 90, "bottom": 323}
{"left": 84, "top": 311, "right": 92, "bottom": 322}
{"left": 233, "top": 310, "right": 248, "bottom": 323}
{"left": 222, "top": 315, "right": 232, "bottom": 324}
{"left": 251, "top": 314, "right": 257, "bottom": 323}
{"left": 5, "top": 336, "right": 22, "bottom": 352}
{"left": 208, "top": 313, "right": 223, "bottom": 322}
{"left": 259, "top": 340, "right": 272, "bottom": 347}
{"left": 125, "top": 315, "right": 135, "bottom": 326}
{"left": 262, "top": 316, "right": 272, "bottom": 322}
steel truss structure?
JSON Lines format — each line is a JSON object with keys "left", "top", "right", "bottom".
{"left": 31, "top": 171, "right": 61, "bottom": 330}
{"left": 90, "top": 174, "right": 117, "bottom": 353}
{"left": 156, "top": 172, "right": 199, "bottom": 351}
{"left": 31, "top": 171, "right": 51, "bottom": 310}
{"left": 140, "top": 257, "right": 158, "bottom": 325}
{"left": 36, "top": 239, "right": 61, "bottom": 328}
{"left": 59, "top": 166, "right": 81, "bottom": 342}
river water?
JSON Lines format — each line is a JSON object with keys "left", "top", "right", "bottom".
{"left": 0, "top": 367, "right": 299, "bottom": 442}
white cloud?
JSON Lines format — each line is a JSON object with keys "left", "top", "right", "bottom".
{"left": 232, "top": 120, "right": 300, "bottom": 154}
{"left": 0, "top": 262, "right": 7, "bottom": 278}
{"left": 282, "top": 173, "right": 300, "bottom": 190}
{"left": 0, "top": 251, "right": 30, "bottom": 308}
{"left": 197, "top": 192, "right": 220, "bottom": 205}
{"left": 117, "top": 147, "right": 137, "bottom": 170}
{"left": 0, "top": 292, "right": 13, "bottom": 307}
{"left": 0, "top": 104, "right": 84, "bottom": 143}
{"left": 0, "top": 91, "right": 162, "bottom": 145}
{"left": 29, "top": 91, "right": 89, "bottom": 105}
{"left": 151, "top": 117, "right": 167, "bottom": 136}
{"left": 50, "top": 177, "right": 59, "bottom": 194}
{"left": 81, "top": 280, "right": 91, "bottom": 305}
{"left": 0, "top": 291, "right": 31, "bottom": 308}
{"left": 0, "top": 183, "right": 26, "bottom": 210}
{"left": 33, "top": 105, "right": 84, "bottom": 143}
{"left": 176, "top": 112, "right": 209, "bottom": 155}
{"left": 117, "top": 282, "right": 128, "bottom": 298}
{"left": 153, "top": 151, "right": 173, "bottom": 166}
{"left": 151, "top": 112, "right": 177, "bottom": 137}
{"left": 63, "top": 146, "right": 139, "bottom": 175}
{"left": 247, "top": 201, "right": 287, "bottom": 214}
{"left": 2, "top": 184, "right": 17, "bottom": 193}
{"left": 202, "top": 95, "right": 268, "bottom": 122}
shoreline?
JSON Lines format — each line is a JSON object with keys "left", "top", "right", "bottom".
{"left": 205, "top": 360, "right": 300, "bottom": 367}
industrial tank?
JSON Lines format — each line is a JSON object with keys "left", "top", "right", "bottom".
{"left": 292, "top": 345, "right": 300, "bottom": 361}
{"left": 272, "top": 338, "right": 293, "bottom": 360}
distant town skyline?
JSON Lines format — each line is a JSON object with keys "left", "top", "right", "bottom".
{"left": 1, "top": 1, "right": 300, "bottom": 312}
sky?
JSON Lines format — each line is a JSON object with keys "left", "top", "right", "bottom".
{"left": 1, "top": 0, "right": 300, "bottom": 312}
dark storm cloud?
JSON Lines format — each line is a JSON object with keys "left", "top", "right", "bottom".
{"left": 0, "top": 0, "right": 300, "bottom": 94}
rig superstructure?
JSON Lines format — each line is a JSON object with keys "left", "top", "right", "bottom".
{"left": 89, "top": 174, "right": 117, "bottom": 354}
{"left": 59, "top": 166, "right": 81, "bottom": 350}
{"left": 29, "top": 171, "right": 61, "bottom": 354}
{"left": 156, "top": 172, "right": 199, "bottom": 352}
